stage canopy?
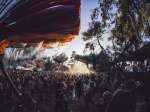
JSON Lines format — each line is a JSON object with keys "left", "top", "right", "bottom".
{"left": 0, "top": 0, "right": 80, "bottom": 54}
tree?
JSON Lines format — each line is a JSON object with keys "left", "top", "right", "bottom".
{"left": 44, "top": 57, "right": 55, "bottom": 71}
{"left": 83, "top": 0, "right": 150, "bottom": 63}
{"left": 53, "top": 53, "right": 68, "bottom": 71}
{"left": 53, "top": 53, "right": 68, "bottom": 65}
{"left": 82, "top": 0, "right": 150, "bottom": 89}
{"left": 44, "top": 53, "right": 69, "bottom": 72}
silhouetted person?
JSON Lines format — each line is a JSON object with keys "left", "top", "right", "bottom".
{"left": 106, "top": 80, "right": 137, "bottom": 112}
{"left": 75, "top": 79, "right": 83, "bottom": 99}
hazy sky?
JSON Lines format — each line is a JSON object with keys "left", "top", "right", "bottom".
{"left": 45, "top": 0, "right": 98, "bottom": 57}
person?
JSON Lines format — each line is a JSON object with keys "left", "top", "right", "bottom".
{"left": 75, "top": 79, "right": 83, "bottom": 99}
{"left": 106, "top": 80, "right": 137, "bottom": 112}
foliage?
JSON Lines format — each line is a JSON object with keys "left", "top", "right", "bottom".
{"left": 53, "top": 53, "right": 68, "bottom": 65}
{"left": 83, "top": 0, "right": 150, "bottom": 60}
{"left": 44, "top": 53, "right": 68, "bottom": 72}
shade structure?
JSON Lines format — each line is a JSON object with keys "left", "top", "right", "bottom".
{"left": 0, "top": 0, "right": 80, "bottom": 51}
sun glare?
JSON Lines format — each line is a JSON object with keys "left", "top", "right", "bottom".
{"left": 68, "top": 62, "right": 92, "bottom": 75}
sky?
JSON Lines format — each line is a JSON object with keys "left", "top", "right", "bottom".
{"left": 44, "top": 0, "right": 98, "bottom": 57}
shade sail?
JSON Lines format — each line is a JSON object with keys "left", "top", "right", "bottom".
{"left": 0, "top": 0, "right": 80, "bottom": 50}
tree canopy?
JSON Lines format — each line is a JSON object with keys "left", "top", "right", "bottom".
{"left": 83, "top": 0, "right": 150, "bottom": 60}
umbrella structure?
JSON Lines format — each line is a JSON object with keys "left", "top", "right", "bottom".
{"left": 0, "top": 0, "right": 81, "bottom": 54}
{"left": 0, "top": 0, "right": 80, "bottom": 96}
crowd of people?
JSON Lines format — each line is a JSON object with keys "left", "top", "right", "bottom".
{"left": 0, "top": 69, "right": 149, "bottom": 112}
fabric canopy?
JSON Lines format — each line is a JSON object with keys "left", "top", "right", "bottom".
{"left": 0, "top": 0, "right": 80, "bottom": 50}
